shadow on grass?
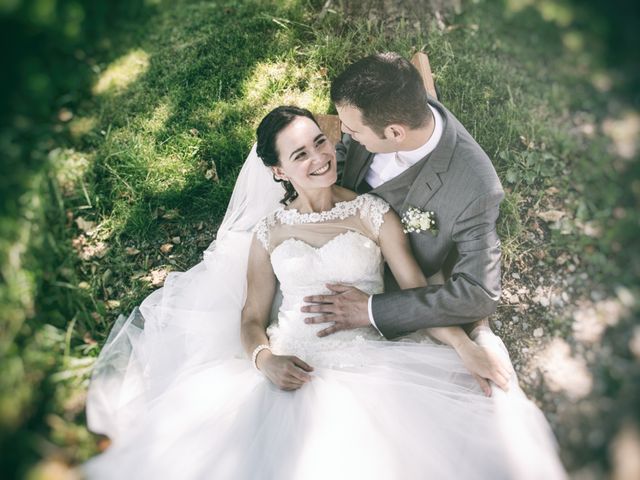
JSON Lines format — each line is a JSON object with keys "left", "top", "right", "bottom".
{"left": 6, "top": 0, "right": 326, "bottom": 476}
{"left": 6, "top": 0, "right": 639, "bottom": 477}
{"left": 0, "top": 1, "right": 164, "bottom": 477}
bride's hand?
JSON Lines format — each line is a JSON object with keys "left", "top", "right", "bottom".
{"left": 457, "top": 342, "right": 512, "bottom": 396}
{"left": 256, "top": 350, "right": 314, "bottom": 391}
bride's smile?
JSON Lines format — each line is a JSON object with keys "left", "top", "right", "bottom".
{"left": 271, "top": 116, "right": 337, "bottom": 191}
{"left": 309, "top": 161, "right": 331, "bottom": 176}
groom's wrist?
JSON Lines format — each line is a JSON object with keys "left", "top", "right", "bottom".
{"left": 367, "top": 295, "right": 383, "bottom": 336}
{"left": 451, "top": 335, "right": 471, "bottom": 351}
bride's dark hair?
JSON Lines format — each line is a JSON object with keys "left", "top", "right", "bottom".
{"left": 256, "top": 105, "right": 320, "bottom": 205}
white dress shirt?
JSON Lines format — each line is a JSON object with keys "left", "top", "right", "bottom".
{"left": 366, "top": 105, "right": 444, "bottom": 333}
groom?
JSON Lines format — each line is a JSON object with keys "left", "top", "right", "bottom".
{"left": 303, "top": 52, "right": 504, "bottom": 340}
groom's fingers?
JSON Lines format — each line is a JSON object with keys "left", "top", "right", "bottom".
{"left": 317, "top": 324, "right": 340, "bottom": 337}
{"left": 492, "top": 372, "right": 510, "bottom": 392}
{"left": 499, "top": 365, "right": 513, "bottom": 381}
{"left": 302, "top": 303, "right": 335, "bottom": 314}
{"left": 486, "top": 369, "right": 509, "bottom": 392}
{"left": 304, "top": 314, "right": 334, "bottom": 324}
{"left": 326, "top": 283, "right": 351, "bottom": 293}
{"left": 473, "top": 374, "right": 492, "bottom": 397}
{"left": 303, "top": 294, "right": 333, "bottom": 304}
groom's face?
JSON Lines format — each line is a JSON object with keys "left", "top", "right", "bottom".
{"left": 336, "top": 104, "right": 397, "bottom": 154}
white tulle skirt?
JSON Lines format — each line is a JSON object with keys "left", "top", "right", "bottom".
{"left": 84, "top": 235, "right": 566, "bottom": 480}
{"left": 84, "top": 146, "right": 566, "bottom": 479}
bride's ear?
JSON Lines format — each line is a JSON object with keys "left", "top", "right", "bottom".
{"left": 271, "top": 166, "right": 288, "bottom": 181}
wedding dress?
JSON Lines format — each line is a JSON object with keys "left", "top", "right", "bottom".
{"left": 84, "top": 149, "right": 566, "bottom": 479}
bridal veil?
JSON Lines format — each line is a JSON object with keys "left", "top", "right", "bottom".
{"left": 86, "top": 145, "right": 283, "bottom": 439}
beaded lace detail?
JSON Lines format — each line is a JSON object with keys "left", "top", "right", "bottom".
{"left": 253, "top": 212, "right": 277, "bottom": 251}
{"left": 357, "top": 194, "right": 390, "bottom": 235}
{"left": 253, "top": 194, "right": 390, "bottom": 251}
{"left": 277, "top": 194, "right": 388, "bottom": 229}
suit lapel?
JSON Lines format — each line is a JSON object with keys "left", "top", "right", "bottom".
{"left": 403, "top": 100, "right": 457, "bottom": 211}
{"left": 342, "top": 140, "right": 374, "bottom": 191}
{"left": 343, "top": 98, "right": 457, "bottom": 205}
{"left": 354, "top": 151, "right": 374, "bottom": 190}
{"left": 403, "top": 163, "right": 442, "bottom": 210}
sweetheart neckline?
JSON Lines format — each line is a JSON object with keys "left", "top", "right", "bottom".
{"left": 270, "top": 230, "right": 379, "bottom": 257}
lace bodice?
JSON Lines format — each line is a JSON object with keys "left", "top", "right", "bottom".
{"left": 253, "top": 194, "right": 390, "bottom": 366}
{"left": 254, "top": 194, "right": 390, "bottom": 253}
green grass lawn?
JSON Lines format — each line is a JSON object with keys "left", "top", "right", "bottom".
{"left": 1, "top": 0, "right": 638, "bottom": 478}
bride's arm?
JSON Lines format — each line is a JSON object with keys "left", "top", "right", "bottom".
{"left": 240, "top": 236, "right": 275, "bottom": 357}
{"left": 241, "top": 236, "right": 313, "bottom": 390}
{"left": 377, "top": 210, "right": 511, "bottom": 395}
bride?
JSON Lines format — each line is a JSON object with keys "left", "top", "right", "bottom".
{"left": 84, "top": 106, "right": 566, "bottom": 479}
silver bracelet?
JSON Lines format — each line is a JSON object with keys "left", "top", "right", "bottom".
{"left": 251, "top": 344, "right": 271, "bottom": 371}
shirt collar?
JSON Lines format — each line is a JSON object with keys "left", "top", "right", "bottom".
{"left": 395, "top": 104, "right": 444, "bottom": 166}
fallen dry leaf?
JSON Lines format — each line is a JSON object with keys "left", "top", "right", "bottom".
{"left": 79, "top": 241, "right": 108, "bottom": 260}
{"left": 75, "top": 217, "right": 97, "bottom": 234}
{"left": 160, "top": 243, "right": 174, "bottom": 254}
{"left": 58, "top": 108, "right": 74, "bottom": 122}
{"left": 105, "top": 299, "right": 121, "bottom": 309}
{"left": 579, "top": 220, "right": 602, "bottom": 238}
{"left": 555, "top": 253, "right": 571, "bottom": 265}
{"left": 72, "top": 235, "right": 86, "bottom": 249}
{"left": 125, "top": 247, "right": 140, "bottom": 255}
{"left": 519, "top": 134, "right": 535, "bottom": 149}
{"left": 537, "top": 210, "right": 565, "bottom": 223}
{"left": 205, "top": 168, "right": 218, "bottom": 181}
{"left": 150, "top": 268, "right": 169, "bottom": 287}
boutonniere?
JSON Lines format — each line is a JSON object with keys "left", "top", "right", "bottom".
{"left": 401, "top": 207, "right": 438, "bottom": 236}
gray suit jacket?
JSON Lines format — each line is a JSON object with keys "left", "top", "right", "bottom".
{"left": 337, "top": 98, "right": 504, "bottom": 339}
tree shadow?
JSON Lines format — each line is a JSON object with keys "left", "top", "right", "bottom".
{"left": 11, "top": 0, "right": 321, "bottom": 474}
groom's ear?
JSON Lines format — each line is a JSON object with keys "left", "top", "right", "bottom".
{"left": 384, "top": 124, "right": 407, "bottom": 144}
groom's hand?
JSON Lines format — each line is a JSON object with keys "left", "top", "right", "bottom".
{"left": 302, "top": 284, "right": 370, "bottom": 337}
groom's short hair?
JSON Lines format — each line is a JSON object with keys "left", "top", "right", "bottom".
{"left": 331, "top": 52, "right": 430, "bottom": 137}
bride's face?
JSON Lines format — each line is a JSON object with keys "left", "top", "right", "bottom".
{"left": 272, "top": 116, "right": 337, "bottom": 192}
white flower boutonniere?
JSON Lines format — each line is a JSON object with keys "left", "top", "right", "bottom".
{"left": 401, "top": 207, "right": 438, "bottom": 236}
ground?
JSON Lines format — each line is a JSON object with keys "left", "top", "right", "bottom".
{"left": 1, "top": 0, "right": 638, "bottom": 478}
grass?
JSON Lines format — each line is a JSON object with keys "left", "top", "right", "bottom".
{"left": 1, "top": 0, "right": 638, "bottom": 478}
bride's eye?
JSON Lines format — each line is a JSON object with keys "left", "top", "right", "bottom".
{"left": 295, "top": 151, "right": 307, "bottom": 161}
{"left": 316, "top": 137, "right": 326, "bottom": 146}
